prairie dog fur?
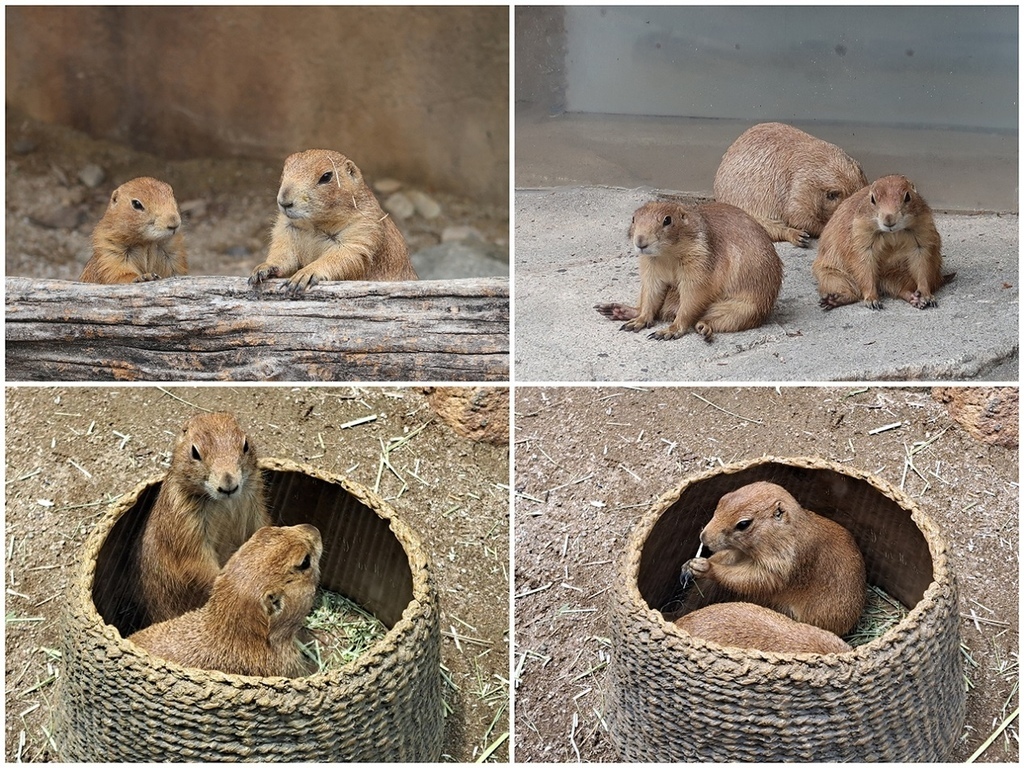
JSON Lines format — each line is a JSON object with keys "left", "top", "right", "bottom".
{"left": 674, "top": 602, "right": 853, "bottom": 654}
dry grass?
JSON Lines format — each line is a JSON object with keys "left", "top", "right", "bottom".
{"left": 300, "top": 589, "right": 388, "bottom": 673}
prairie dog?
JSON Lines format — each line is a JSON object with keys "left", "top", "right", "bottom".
{"left": 138, "top": 411, "right": 270, "bottom": 623}
{"left": 680, "top": 481, "right": 866, "bottom": 636}
{"left": 713, "top": 122, "right": 867, "bottom": 247}
{"left": 249, "top": 148, "right": 417, "bottom": 292}
{"left": 594, "top": 201, "right": 782, "bottom": 341}
{"left": 130, "top": 524, "right": 322, "bottom": 678}
{"left": 674, "top": 602, "right": 852, "bottom": 654}
{"left": 80, "top": 177, "right": 188, "bottom": 283}
{"left": 813, "top": 174, "right": 949, "bottom": 310}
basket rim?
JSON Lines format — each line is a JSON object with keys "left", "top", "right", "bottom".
{"left": 74, "top": 456, "right": 434, "bottom": 689}
{"left": 621, "top": 454, "right": 954, "bottom": 662}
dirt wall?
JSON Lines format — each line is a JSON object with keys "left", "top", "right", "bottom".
{"left": 5, "top": 6, "right": 508, "bottom": 203}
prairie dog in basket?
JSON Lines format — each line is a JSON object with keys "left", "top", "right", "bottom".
{"left": 594, "top": 201, "right": 782, "bottom": 341}
{"left": 713, "top": 122, "right": 868, "bottom": 247}
{"left": 249, "top": 148, "right": 417, "bottom": 292}
{"left": 674, "top": 602, "right": 852, "bottom": 654}
{"left": 138, "top": 411, "right": 270, "bottom": 623}
{"left": 130, "top": 524, "right": 322, "bottom": 678}
{"left": 680, "top": 481, "right": 866, "bottom": 636}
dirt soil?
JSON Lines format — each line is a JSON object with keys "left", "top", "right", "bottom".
{"left": 5, "top": 386, "right": 509, "bottom": 763}
{"left": 514, "top": 386, "right": 1018, "bottom": 763}
{"left": 5, "top": 109, "right": 509, "bottom": 281}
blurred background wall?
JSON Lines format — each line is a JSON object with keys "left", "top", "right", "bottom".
{"left": 6, "top": 6, "right": 509, "bottom": 203}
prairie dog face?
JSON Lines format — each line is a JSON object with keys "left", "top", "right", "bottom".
{"left": 276, "top": 149, "right": 364, "bottom": 225}
{"left": 628, "top": 201, "right": 693, "bottom": 257}
{"left": 220, "top": 524, "right": 323, "bottom": 636}
{"left": 107, "top": 177, "right": 181, "bottom": 242}
{"left": 868, "top": 175, "right": 918, "bottom": 233}
{"left": 700, "top": 481, "right": 799, "bottom": 554}
{"left": 175, "top": 412, "right": 257, "bottom": 502}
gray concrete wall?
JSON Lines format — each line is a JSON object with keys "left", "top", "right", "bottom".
{"left": 6, "top": 6, "right": 509, "bottom": 203}
{"left": 519, "top": 6, "right": 1017, "bottom": 133}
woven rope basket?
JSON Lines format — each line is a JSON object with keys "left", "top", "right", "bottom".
{"left": 605, "top": 456, "right": 964, "bottom": 762}
{"left": 56, "top": 458, "right": 443, "bottom": 762}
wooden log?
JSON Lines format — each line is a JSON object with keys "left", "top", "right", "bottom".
{"left": 5, "top": 276, "right": 509, "bottom": 382}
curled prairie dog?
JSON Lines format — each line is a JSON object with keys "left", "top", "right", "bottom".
{"left": 594, "top": 201, "right": 782, "bottom": 341}
{"left": 80, "top": 176, "right": 188, "bottom": 283}
{"left": 138, "top": 411, "right": 271, "bottom": 623}
{"left": 249, "top": 148, "right": 417, "bottom": 293}
{"left": 813, "top": 174, "right": 950, "bottom": 310}
{"left": 674, "top": 602, "right": 852, "bottom": 655}
{"left": 130, "top": 524, "right": 322, "bottom": 678}
{"left": 713, "top": 122, "right": 867, "bottom": 247}
{"left": 680, "top": 481, "right": 866, "bottom": 636}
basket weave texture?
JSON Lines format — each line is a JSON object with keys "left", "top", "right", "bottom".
{"left": 57, "top": 458, "right": 443, "bottom": 762}
{"left": 605, "top": 456, "right": 964, "bottom": 762}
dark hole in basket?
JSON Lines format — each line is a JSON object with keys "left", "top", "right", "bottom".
{"left": 637, "top": 463, "right": 934, "bottom": 621}
{"left": 92, "top": 469, "right": 413, "bottom": 636}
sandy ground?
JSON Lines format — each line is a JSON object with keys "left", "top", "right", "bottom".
{"left": 5, "top": 386, "right": 509, "bottom": 763}
{"left": 513, "top": 386, "right": 1018, "bottom": 763}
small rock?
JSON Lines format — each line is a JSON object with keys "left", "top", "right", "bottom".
{"left": 179, "top": 199, "right": 208, "bottom": 220}
{"left": 374, "top": 178, "right": 403, "bottom": 195}
{"left": 932, "top": 387, "right": 1018, "bottom": 447}
{"left": 78, "top": 164, "right": 106, "bottom": 189}
{"left": 12, "top": 138, "right": 36, "bottom": 155}
{"left": 441, "top": 225, "right": 485, "bottom": 243}
{"left": 407, "top": 190, "right": 442, "bottom": 219}
{"left": 29, "top": 205, "right": 85, "bottom": 230}
{"left": 424, "top": 387, "right": 509, "bottom": 444}
{"left": 411, "top": 241, "right": 509, "bottom": 279}
{"left": 384, "top": 192, "right": 416, "bottom": 220}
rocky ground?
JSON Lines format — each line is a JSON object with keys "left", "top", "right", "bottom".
{"left": 514, "top": 386, "right": 1018, "bottom": 763}
{"left": 5, "top": 109, "right": 509, "bottom": 282}
{"left": 5, "top": 386, "right": 509, "bottom": 762}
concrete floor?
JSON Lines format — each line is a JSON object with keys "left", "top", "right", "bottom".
{"left": 515, "top": 113, "right": 1018, "bottom": 213}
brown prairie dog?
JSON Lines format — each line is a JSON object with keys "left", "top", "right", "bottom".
{"left": 714, "top": 122, "right": 868, "bottom": 247}
{"left": 80, "top": 176, "right": 188, "bottom": 283}
{"left": 674, "top": 602, "right": 852, "bottom": 655}
{"left": 813, "top": 174, "right": 948, "bottom": 311}
{"left": 594, "top": 201, "right": 782, "bottom": 341}
{"left": 249, "top": 148, "right": 417, "bottom": 292}
{"left": 681, "top": 481, "right": 866, "bottom": 636}
{"left": 130, "top": 524, "right": 322, "bottom": 678}
{"left": 138, "top": 411, "right": 271, "bottom": 624}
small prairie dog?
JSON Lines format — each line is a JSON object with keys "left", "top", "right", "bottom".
{"left": 138, "top": 411, "right": 271, "bottom": 624}
{"left": 674, "top": 602, "right": 852, "bottom": 655}
{"left": 80, "top": 176, "right": 188, "bottom": 283}
{"left": 130, "top": 524, "right": 323, "bottom": 678}
{"left": 249, "top": 148, "right": 417, "bottom": 292}
{"left": 681, "top": 481, "right": 866, "bottom": 636}
{"left": 813, "top": 174, "right": 949, "bottom": 311}
{"left": 594, "top": 201, "right": 782, "bottom": 341}
{"left": 714, "top": 122, "right": 868, "bottom": 247}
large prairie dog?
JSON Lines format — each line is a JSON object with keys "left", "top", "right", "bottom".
{"left": 674, "top": 602, "right": 852, "bottom": 655}
{"left": 680, "top": 481, "right": 866, "bottom": 636}
{"left": 138, "top": 411, "right": 271, "bottom": 623}
{"left": 813, "top": 174, "right": 948, "bottom": 310}
{"left": 249, "top": 148, "right": 417, "bottom": 292}
{"left": 713, "top": 122, "right": 868, "bottom": 247}
{"left": 80, "top": 176, "right": 188, "bottom": 283}
{"left": 130, "top": 524, "right": 322, "bottom": 678}
{"left": 594, "top": 201, "right": 782, "bottom": 341}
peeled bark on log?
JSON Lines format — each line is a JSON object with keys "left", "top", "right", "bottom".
{"left": 5, "top": 276, "right": 509, "bottom": 382}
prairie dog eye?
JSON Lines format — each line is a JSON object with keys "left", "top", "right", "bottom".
{"left": 662, "top": 215, "right": 672, "bottom": 227}
{"left": 318, "top": 171, "right": 333, "bottom": 185}
{"left": 297, "top": 553, "right": 312, "bottom": 571}
{"left": 903, "top": 191, "right": 912, "bottom": 204}
{"left": 869, "top": 193, "right": 877, "bottom": 206}
{"left": 734, "top": 518, "right": 752, "bottom": 531}
{"left": 131, "top": 199, "right": 145, "bottom": 211}
{"left": 826, "top": 190, "right": 841, "bottom": 201}
{"left": 242, "top": 439, "right": 250, "bottom": 454}
{"left": 191, "top": 445, "right": 202, "bottom": 461}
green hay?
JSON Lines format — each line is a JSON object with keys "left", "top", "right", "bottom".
{"left": 299, "top": 589, "right": 388, "bottom": 673}
{"left": 844, "top": 584, "right": 910, "bottom": 647}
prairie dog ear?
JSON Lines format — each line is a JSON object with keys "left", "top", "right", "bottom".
{"left": 110, "top": 189, "right": 120, "bottom": 206}
{"left": 342, "top": 159, "right": 361, "bottom": 181}
{"left": 263, "top": 591, "right": 284, "bottom": 618}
